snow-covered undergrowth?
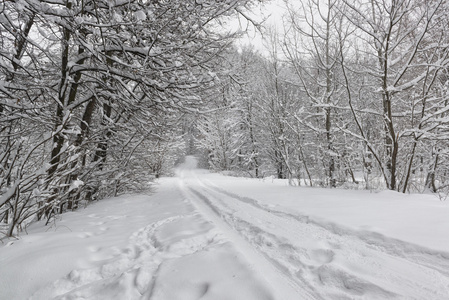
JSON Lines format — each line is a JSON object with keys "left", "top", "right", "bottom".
{"left": 1, "top": 156, "right": 449, "bottom": 299}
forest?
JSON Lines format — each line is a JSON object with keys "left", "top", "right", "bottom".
{"left": 1, "top": 0, "right": 449, "bottom": 237}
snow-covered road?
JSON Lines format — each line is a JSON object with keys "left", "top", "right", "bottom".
{"left": 178, "top": 157, "right": 449, "bottom": 299}
{"left": 1, "top": 156, "right": 449, "bottom": 299}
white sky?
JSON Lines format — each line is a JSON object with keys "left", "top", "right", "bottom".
{"left": 230, "top": 0, "right": 287, "bottom": 54}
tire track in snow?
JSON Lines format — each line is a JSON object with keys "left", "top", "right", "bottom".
{"left": 181, "top": 171, "right": 449, "bottom": 299}
{"left": 178, "top": 180, "right": 320, "bottom": 300}
{"left": 202, "top": 179, "right": 449, "bottom": 278}
{"left": 185, "top": 185, "right": 394, "bottom": 299}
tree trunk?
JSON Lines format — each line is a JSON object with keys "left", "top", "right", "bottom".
{"left": 425, "top": 151, "right": 439, "bottom": 193}
{"left": 93, "top": 102, "right": 112, "bottom": 170}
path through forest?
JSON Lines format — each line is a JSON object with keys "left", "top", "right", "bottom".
{"left": 1, "top": 156, "right": 449, "bottom": 299}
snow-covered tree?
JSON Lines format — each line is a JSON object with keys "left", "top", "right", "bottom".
{"left": 340, "top": 0, "right": 449, "bottom": 191}
{"left": 0, "top": 0, "right": 261, "bottom": 236}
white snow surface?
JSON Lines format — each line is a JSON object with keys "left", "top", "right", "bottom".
{"left": 1, "top": 156, "right": 449, "bottom": 299}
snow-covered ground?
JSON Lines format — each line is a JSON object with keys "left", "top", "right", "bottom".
{"left": 1, "top": 156, "right": 449, "bottom": 299}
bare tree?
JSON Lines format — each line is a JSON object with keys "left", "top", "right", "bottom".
{"left": 283, "top": 0, "right": 351, "bottom": 187}
{"left": 340, "top": 0, "right": 449, "bottom": 191}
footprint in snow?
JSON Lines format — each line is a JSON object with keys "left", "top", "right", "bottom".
{"left": 309, "top": 249, "right": 335, "bottom": 265}
{"left": 78, "top": 232, "right": 93, "bottom": 239}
